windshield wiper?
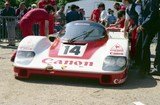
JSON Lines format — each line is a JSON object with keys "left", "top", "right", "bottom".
{"left": 68, "top": 29, "right": 95, "bottom": 43}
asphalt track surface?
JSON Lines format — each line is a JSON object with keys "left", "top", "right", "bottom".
{"left": 0, "top": 42, "right": 160, "bottom": 105}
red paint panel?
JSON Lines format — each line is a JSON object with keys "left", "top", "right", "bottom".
{"left": 14, "top": 67, "right": 127, "bottom": 85}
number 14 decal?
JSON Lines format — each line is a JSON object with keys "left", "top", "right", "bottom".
{"left": 59, "top": 44, "right": 87, "bottom": 56}
{"left": 64, "top": 46, "right": 81, "bottom": 55}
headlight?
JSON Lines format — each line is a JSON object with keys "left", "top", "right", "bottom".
{"left": 15, "top": 51, "right": 35, "bottom": 65}
{"left": 116, "top": 57, "right": 126, "bottom": 67}
{"left": 102, "top": 56, "right": 127, "bottom": 71}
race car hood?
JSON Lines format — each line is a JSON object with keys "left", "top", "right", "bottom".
{"left": 49, "top": 37, "right": 108, "bottom": 59}
{"left": 14, "top": 36, "right": 128, "bottom": 74}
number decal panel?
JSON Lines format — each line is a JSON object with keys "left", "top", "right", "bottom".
{"left": 58, "top": 44, "right": 87, "bottom": 57}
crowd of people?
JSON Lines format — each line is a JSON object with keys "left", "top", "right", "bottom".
{"left": 0, "top": 0, "right": 160, "bottom": 76}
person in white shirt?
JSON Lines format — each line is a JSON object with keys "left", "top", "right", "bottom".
{"left": 113, "top": 2, "right": 121, "bottom": 17}
{"left": 100, "top": 4, "right": 107, "bottom": 26}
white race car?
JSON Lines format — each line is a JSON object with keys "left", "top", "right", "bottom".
{"left": 11, "top": 20, "right": 129, "bottom": 85}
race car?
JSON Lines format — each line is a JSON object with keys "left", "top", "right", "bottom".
{"left": 11, "top": 20, "right": 129, "bottom": 85}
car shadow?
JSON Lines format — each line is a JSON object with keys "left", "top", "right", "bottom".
{"left": 19, "top": 67, "right": 157, "bottom": 90}
{"left": 113, "top": 68, "right": 157, "bottom": 89}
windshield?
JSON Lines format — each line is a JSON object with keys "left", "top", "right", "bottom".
{"left": 59, "top": 21, "right": 106, "bottom": 42}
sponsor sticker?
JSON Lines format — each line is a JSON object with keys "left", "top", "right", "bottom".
{"left": 110, "top": 43, "right": 124, "bottom": 55}
{"left": 113, "top": 78, "right": 126, "bottom": 84}
{"left": 42, "top": 58, "right": 93, "bottom": 67}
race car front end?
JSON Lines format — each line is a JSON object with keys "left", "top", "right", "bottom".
{"left": 13, "top": 37, "right": 128, "bottom": 85}
{"left": 13, "top": 55, "right": 128, "bottom": 85}
{"left": 100, "top": 56, "right": 128, "bottom": 85}
{"left": 12, "top": 21, "right": 129, "bottom": 85}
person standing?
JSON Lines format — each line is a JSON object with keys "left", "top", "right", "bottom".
{"left": 136, "top": 0, "right": 159, "bottom": 76}
{"left": 16, "top": 2, "right": 28, "bottom": 20}
{"left": 110, "top": 10, "right": 125, "bottom": 28}
{"left": 56, "top": 6, "right": 65, "bottom": 26}
{"left": 75, "top": 6, "right": 84, "bottom": 20}
{"left": 79, "top": 8, "right": 86, "bottom": 20}
{"left": 100, "top": 4, "right": 108, "bottom": 26}
{"left": 152, "top": 32, "right": 160, "bottom": 75}
{"left": 113, "top": 2, "right": 121, "bottom": 17}
{"left": 90, "top": 3, "right": 105, "bottom": 22}
{"left": 19, "top": 5, "right": 55, "bottom": 37}
{"left": 0, "top": 1, "right": 16, "bottom": 46}
{"left": 123, "top": 0, "right": 141, "bottom": 59}
{"left": 107, "top": 10, "right": 117, "bottom": 26}
{"left": 66, "top": 4, "right": 80, "bottom": 23}
{"left": 66, "top": 6, "right": 71, "bottom": 14}
{"left": 151, "top": 0, "right": 160, "bottom": 76}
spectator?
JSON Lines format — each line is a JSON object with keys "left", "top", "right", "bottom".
{"left": 113, "top": 2, "right": 126, "bottom": 17}
{"left": 152, "top": 32, "right": 160, "bottom": 75}
{"left": 75, "top": 5, "right": 80, "bottom": 12}
{"left": 107, "top": 8, "right": 112, "bottom": 15}
{"left": 0, "top": 1, "right": 16, "bottom": 46}
{"left": 31, "top": 4, "right": 37, "bottom": 9}
{"left": 66, "top": 6, "right": 71, "bottom": 14}
{"left": 90, "top": 3, "right": 105, "bottom": 22}
{"left": 79, "top": 8, "right": 86, "bottom": 20}
{"left": 121, "top": 4, "right": 126, "bottom": 11}
{"left": 152, "top": 2, "right": 160, "bottom": 75}
{"left": 114, "top": 2, "right": 121, "bottom": 11}
{"left": 75, "top": 6, "right": 85, "bottom": 20}
{"left": 123, "top": 0, "right": 141, "bottom": 59}
{"left": 56, "top": 6, "right": 65, "bottom": 26}
{"left": 113, "top": 2, "right": 121, "bottom": 17}
{"left": 66, "top": 4, "right": 80, "bottom": 23}
{"left": 110, "top": 10, "right": 125, "bottom": 28}
{"left": 16, "top": 2, "right": 28, "bottom": 20}
{"left": 19, "top": 5, "right": 55, "bottom": 37}
{"left": 28, "top": 4, "right": 37, "bottom": 11}
{"left": 38, "top": 0, "right": 57, "bottom": 12}
{"left": 136, "top": 0, "right": 159, "bottom": 76}
{"left": 107, "top": 10, "right": 117, "bottom": 26}
{"left": 100, "top": 4, "right": 107, "bottom": 26}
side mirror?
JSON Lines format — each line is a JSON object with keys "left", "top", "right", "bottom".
{"left": 48, "top": 34, "right": 57, "bottom": 42}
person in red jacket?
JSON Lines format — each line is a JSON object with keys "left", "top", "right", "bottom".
{"left": 110, "top": 10, "right": 125, "bottom": 29}
{"left": 38, "top": 0, "right": 56, "bottom": 35}
{"left": 19, "top": 5, "right": 55, "bottom": 37}
{"left": 38, "top": 0, "right": 56, "bottom": 11}
{"left": 90, "top": 3, "right": 105, "bottom": 22}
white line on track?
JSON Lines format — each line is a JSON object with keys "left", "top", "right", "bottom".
{"left": 133, "top": 101, "right": 145, "bottom": 105}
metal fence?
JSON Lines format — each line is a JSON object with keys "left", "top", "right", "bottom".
{"left": 0, "top": 16, "right": 62, "bottom": 43}
{"left": 0, "top": 16, "right": 22, "bottom": 42}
